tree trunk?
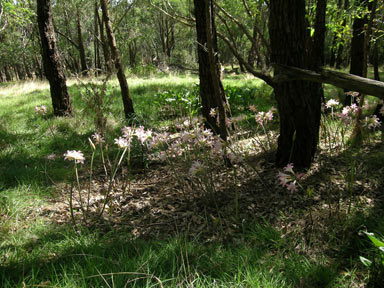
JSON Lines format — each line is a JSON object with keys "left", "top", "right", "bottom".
{"left": 351, "top": 0, "right": 377, "bottom": 145}
{"left": 94, "top": 1, "right": 101, "bottom": 72}
{"left": 373, "top": 39, "right": 380, "bottom": 81}
{"left": 34, "top": 54, "right": 43, "bottom": 80}
{"left": 335, "top": 0, "right": 349, "bottom": 69}
{"left": 194, "top": 0, "right": 228, "bottom": 140}
{"left": 329, "top": 0, "right": 343, "bottom": 67}
{"left": 37, "top": 0, "right": 72, "bottom": 116}
{"left": 100, "top": 0, "right": 134, "bottom": 119}
{"left": 4, "top": 65, "right": 12, "bottom": 82}
{"left": 76, "top": 7, "right": 88, "bottom": 74}
{"left": 97, "top": 5, "right": 112, "bottom": 73}
{"left": 270, "top": 0, "right": 321, "bottom": 169}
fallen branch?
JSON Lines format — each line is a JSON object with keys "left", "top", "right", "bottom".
{"left": 273, "top": 64, "right": 384, "bottom": 99}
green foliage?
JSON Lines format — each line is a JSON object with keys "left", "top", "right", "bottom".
{"left": 360, "top": 231, "right": 384, "bottom": 284}
{"left": 153, "top": 85, "right": 201, "bottom": 118}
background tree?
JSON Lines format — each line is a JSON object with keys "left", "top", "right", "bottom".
{"left": 193, "top": 0, "right": 228, "bottom": 140}
{"left": 37, "top": 0, "right": 72, "bottom": 116}
{"left": 100, "top": 0, "right": 134, "bottom": 119}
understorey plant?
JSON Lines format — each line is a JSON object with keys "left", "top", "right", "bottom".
{"left": 63, "top": 125, "right": 153, "bottom": 224}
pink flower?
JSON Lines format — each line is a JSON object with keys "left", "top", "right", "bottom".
{"left": 286, "top": 181, "right": 298, "bottom": 192}
{"left": 46, "top": 153, "right": 56, "bottom": 161}
{"left": 92, "top": 132, "right": 104, "bottom": 144}
{"left": 255, "top": 112, "right": 265, "bottom": 125}
{"left": 122, "top": 126, "right": 134, "bottom": 139}
{"left": 64, "top": 150, "right": 85, "bottom": 164}
{"left": 114, "top": 137, "right": 130, "bottom": 149}
{"left": 189, "top": 161, "right": 205, "bottom": 176}
{"left": 249, "top": 105, "right": 257, "bottom": 112}
{"left": 135, "top": 126, "right": 152, "bottom": 144}
{"left": 278, "top": 172, "right": 290, "bottom": 186}
{"left": 283, "top": 163, "right": 294, "bottom": 174}
{"left": 325, "top": 99, "right": 339, "bottom": 108}
{"left": 265, "top": 109, "right": 274, "bottom": 122}
{"left": 35, "top": 105, "right": 47, "bottom": 115}
{"left": 363, "top": 115, "right": 381, "bottom": 130}
{"left": 209, "top": 108, "right": 217, "bottom": 118}
{"left": 380, "top": 106, "right": 384, "bottom": 116}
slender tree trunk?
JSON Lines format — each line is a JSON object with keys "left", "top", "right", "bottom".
{"left": 248, "top": 23, "right": 258, "bottom": 68}
{"left": 97, "top": 6, "right": 112, "bottom": 72}
{"left": 194, "top": 0, "right": 228, "bottom": 140}
{"left": 270, "top": 0, "right": 321, "bottom": 169}
{"left": 37, "top": 0, "right": 72, "bottom": 116}
{"left": 94, "top": 1, "right": 101, "bottom": 72}
{"left": 335, "top": 0, "right": 349, "bottom": 69}
{"left": 100, "top": 0, "right": 134, "bottom": 119}
{"left": 4, "top": 65, "right": 12, "bottom": 81}
{"left": 329, "top": 0, "right": 342, "bottom": 67}
{"left": 34, "top": 54, "right": 43, "bottom": 80}
{"left": 373, "top": 39, "right": 380, "bottom": 81}
{"left": 76, "top": 7, "right": 88, "bottom": 74}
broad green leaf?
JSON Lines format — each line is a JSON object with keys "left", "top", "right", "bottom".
{"left": 364, "top": 232, "right": 384, "bottom": 247}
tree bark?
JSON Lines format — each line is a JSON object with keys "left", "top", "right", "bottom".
{"left": 97, "top": 4, "right": 112, "bottom": 72}
{"left": 94, "top": 1, "right": 102, "bottom": 72}
{"left": 100, "top": 0, "right": 134, "bottom": 119}
{"left": 76, "top": 7, "right": 88, "bottom": 74}
{"left": 334, "top": 0, "right": 349, "bottom": 69}
{"left": 270, "top": 0, "right": 321, "bottom": 169}
{"left": 37, "top": 0, "right": 72, "bottom": 116}
{"left": 194, "top": 0, "right": 228, "bottom": 140}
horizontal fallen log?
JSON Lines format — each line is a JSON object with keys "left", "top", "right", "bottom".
{"left": 273, "top": 64, "right": 384, "bottom": 99}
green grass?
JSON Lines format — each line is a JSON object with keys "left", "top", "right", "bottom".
{"left": 0, "top": 74, "right": 383, "bottom": 287}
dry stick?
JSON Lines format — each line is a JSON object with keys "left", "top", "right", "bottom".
{"left": 87, "top": 272, "right": 163, "bottom": 288}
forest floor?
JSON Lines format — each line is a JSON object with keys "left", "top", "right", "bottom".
{"left": 0, "top": 74, "right": 383, "bottom": 287}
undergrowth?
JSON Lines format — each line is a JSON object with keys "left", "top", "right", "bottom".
{"left": 0, "top": 74, "right": 383, "bottom": 287}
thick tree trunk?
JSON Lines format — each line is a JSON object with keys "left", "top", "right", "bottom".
{"left": 100, "top": 0, "right": 134, "bottom": 119}
{"left": 37, "top": 0, "right": 71, "bottom": 116}
{"left": 76, "top": 8, "right": 88, "bottom": 74}
{"left": 194, "top": 0, "right": 228, "bottom": 140}
{"left": 270, "top": 0, "right": 321, "bottom": 169}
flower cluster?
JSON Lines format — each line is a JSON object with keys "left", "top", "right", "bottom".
{"left": 35, "top": 105, "right": 47, "bottom": 115}
{"left": 339, "top": 103, "right": 359, "bottom": 124}
{"left": 253, "top": 107, "right": 274, "bottom": 126}
{"left": 64, "top": 150, "right": 85, "bottom": 164}
{"left": 277, "top": 163, "right": 305, "bottom": 193}
{"left": 363, "top": 115, "right": 382, "bottom": 130}
{"left": 189, "top": 160, "right": 206, "bottom": 176}
{"left": 325, "top": 99, "right": 339, "bottom": 108}
{"left": 114, "top": 126, "right": 153, "bottom": 149}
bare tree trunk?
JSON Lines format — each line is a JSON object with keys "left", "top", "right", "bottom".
{"left": 100, "top": 0, "right": 134, "bottom": 119}
{"left": 76, "top": 7, "right": 88, "bottom": 74}
{"left": 97, "top": 5, "right": 112, "bottom": 73}
{"left": 94, "top": 1, "right": 101, "bottom": 72}
{"left": 335, "top": 0, "right": 349, "bottom": 69}
{"left": 37, "top": 0, "right": 72, "bottom": 116}
{"left": 194, "top": 0, "right": 229, "bottom": 140}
